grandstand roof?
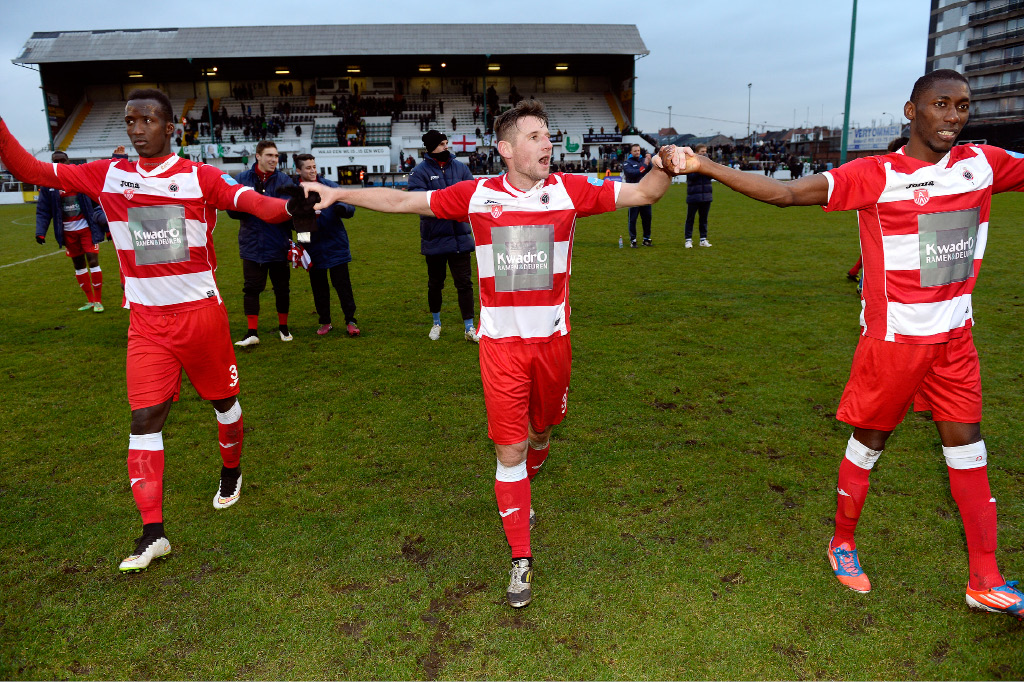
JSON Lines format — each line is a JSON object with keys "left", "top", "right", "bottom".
{"left": 15, "top": 24, "right": 648, "bottom": 64}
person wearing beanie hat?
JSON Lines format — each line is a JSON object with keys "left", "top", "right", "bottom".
{"left": 408, "top": 130, "right": 478, "bottom": 342}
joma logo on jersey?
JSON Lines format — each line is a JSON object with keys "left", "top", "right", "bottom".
{"left": 906, "top": 181, "right": 934, "bottom": 189}
{"left": 120, "top": 180, "right": 140, "bottom": 189}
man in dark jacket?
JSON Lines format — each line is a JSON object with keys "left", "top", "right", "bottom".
{"left": 684, "top": 144, "right": 713, "bottom": 248}
{"left": 35, "top": 151, "right": 109, "bottom": 312}
{"left": 407, "top": 129, "right": 479, "bottom": 342}
{"left": 229, "top": 140, "right": 296, "bottom": 345}
{"left": 623, "top": 144, "right": 653, "bottom": 247}
{"left": 295, "top": 154, "right": 360, "bottom": 337}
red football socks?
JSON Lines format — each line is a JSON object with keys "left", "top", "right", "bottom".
{"left": 526, "top": 443, "right": 549, "bottom": 482}
{"left": 127, "top": 434, "right": 165, "bottom": 525}
{"left": 216, "top": 404, "right": 243, "bottom": 469}
{"left": 89, "top": 267, "right": 102, "bottom": 303}
{"left": 495, "top": 461, "right": 531, "bottom": 558}
{"left": 75, "top": 269, "right": 94, "bottom": 303}
{"left": 833, "top": 456, "right": 871, "bottom": 549}
{"left": 278, "top": 312, "right": 288, "bottom": 326}
{"left": 949, "top": 465, "right": 1003, "bottom": 591}
{"left": 246, "top": 314, "right": 259, "bottom": 332}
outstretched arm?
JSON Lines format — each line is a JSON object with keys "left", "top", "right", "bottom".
{"left": 678, "top": 147, "right": 828, "bottom": 207}
{"left": 305, "top": 183, "right": 435, "bottom": 217}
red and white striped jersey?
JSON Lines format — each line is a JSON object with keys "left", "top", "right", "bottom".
{"left": 59, "top": 190, "right": 88, "bottom": 232}
{"left": 429, "top": 173, "right": 619, "bottom": 343}
{"left": 824, "top": 145, "right": 1024, "bottom": 344}
{"left": 50, "top": 155, "right": 259, "bottom": 313}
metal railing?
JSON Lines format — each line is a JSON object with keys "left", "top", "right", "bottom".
{"left": 969, "top": 0, "right": 1024, "bottom": 22}
{"left": 965, "top": 54, "right": 1024, "bottom": 70}
{"left": 966, "top": 26, "right": 1024, "bottom": 47}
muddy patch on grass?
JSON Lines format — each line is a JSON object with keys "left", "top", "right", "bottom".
{"left": 401, "top": 534, "right": 433, "bottom": 567}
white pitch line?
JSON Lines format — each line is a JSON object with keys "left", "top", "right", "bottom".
{"left": 0, "top": 250, "right": 64, "bottom": 269}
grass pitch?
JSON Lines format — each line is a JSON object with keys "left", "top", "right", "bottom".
{"left": 0, "top": 184, "right": 1022, "bottom": 680}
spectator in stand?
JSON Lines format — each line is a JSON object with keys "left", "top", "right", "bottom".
{"left": 408, "top": 130, "right": 478, "bottom": 342}
{"left": 35, "top": 150, "right": 109, "bottom": 312}
{"left": 622, "top": 144, "right": 653, "bottom": 247}
{"left": 684, "top": 144, "right": 714, "bottom": 249}
{"left": 229, "top": 140, "right": 296, "bottom": 346}
{"left": 451, "top": 115, "right": 457, "bottom": 132}
{"left": 295, "top": 154, "right": 360, "bottom": 337}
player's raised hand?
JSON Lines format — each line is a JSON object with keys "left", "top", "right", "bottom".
{"left": 301, "top": 181, "right": 343, "bottom": 211}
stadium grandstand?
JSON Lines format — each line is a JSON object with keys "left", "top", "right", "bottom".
{"left": 12, "top": 24, "right": 653, "bottom": 184}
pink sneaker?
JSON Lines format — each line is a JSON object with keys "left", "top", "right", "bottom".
{"left": 316, "top": 323, "right": 332, "bottom": 336}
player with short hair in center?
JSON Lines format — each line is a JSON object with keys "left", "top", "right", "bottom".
{"left": 303, "top": 99, "right": 686, "bottom": 607}
{"left": 0, "top": 89, "right": 315, "bottom": 572}
{"left": 675, "top": 70, "right": 1024, "bottom": 619}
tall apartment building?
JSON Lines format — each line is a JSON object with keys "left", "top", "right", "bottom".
{"left": 926, "top": 0, "right": 1024, "bottom": 123}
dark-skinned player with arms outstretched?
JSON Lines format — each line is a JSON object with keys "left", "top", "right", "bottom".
{"left": 0, "top": 89, "right": 317, "bottom": 572}
{"left": 674, "top": 70, "right": 1024, "bottom": 619}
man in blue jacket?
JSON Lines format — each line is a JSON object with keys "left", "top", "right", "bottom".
{"left": 295, "top": 154, "right": 361, "bottom": 337}
{"left": 407, "top": 130, "right": 478, "bottom": 342}
{"left": 623, "top": 144, "right": 653, "bottom": 247}
{"left": 229, "top": 140, "right": 295, "bottom": 346}
{"left": 35, "top": 151, "right": 109, "bottom": 312}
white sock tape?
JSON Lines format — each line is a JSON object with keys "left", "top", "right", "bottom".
{"left": 129, "top": 432, "right": 164, "bottom": 450}
{"left": 215, "top": 401, "right": 242, "bottom": 424}
{"left": 495, "top": 459, "right": 527, "bottom": 482}
{"left": 89, "top": 266, "right": 101, "bottom": 273}
{"left": 943, "top": 440, "right": 987, "bottom": 470}
{"left": 845, "top": 435, "right": 883, "bottom": 470}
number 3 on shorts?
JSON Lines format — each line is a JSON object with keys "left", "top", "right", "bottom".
{"left": 228, "top": 364, "right": 239, "bottom": 387}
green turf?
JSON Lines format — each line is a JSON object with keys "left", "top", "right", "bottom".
{"left": 0, "top": 184, "right": 1022, "bottom": 680}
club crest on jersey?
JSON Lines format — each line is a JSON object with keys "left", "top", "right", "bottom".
{"left": 962, "top": 169, "right": 973, "bottom": 182}
{"left": 123, "top": 188, "right": 135, "bottom": 200}
{"left": 913, "top": 188, "right": 929, "bottom": 206}
{"left": 490, "top": 205, "right": 503, "bottom": 218}
{"left": 540, "top": 192, "right": 550, "bottom": 205}
{"left": 168, "top": 183, "right": 179, "bottom": 193}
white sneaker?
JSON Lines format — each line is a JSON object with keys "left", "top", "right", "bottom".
{"left": 700, "top": 239, "right": 713, "bottom": 248}
{"left": 213, "top": 469, "right": 242, "bottom": 509}
{"left": 118, "top": 535, "right": 171, "bottom": 572}
{"left": 428, "top": 324, "right": 442, "bottom": 341}
{"left": 279, "top": 329, "right": 293, "bottom": 342}
{"left": 235, "top": 334, "right": 259, "bottom": 347}
{"left": 507, "top": 558, "right": 533, "bottom": 608}
{"left": 465, "top": 328, "right": 481, "bottom": 343}
{"left": 685, "top": 239, "right": 693, "bottom": 249}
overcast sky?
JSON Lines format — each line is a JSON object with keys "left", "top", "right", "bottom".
{"left": 0, "top": 0, "right": 932, "bottom": 150}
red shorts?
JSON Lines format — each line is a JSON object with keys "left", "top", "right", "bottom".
{"left": 126, "top": 303, "right": 240, "bottom": 410}
{"left": 479, "top": 335, "right": 572, "bottom": 444}
{"left": 836, "top": 331, "right": 982, "bottom": 431}
{"left": 63, "top": 229, "right": 98, "bottom": 258}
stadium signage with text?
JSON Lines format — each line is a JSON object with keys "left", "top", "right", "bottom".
{"left": 312, "top": 146, "right": 391, "bottom": 171}
{"left": 847, "top": 124, "right": 905, "bottom": 151}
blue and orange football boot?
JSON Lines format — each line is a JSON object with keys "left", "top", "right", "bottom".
{"left": 828, "top": 537, "right": 871, "bottom": 594}
{"left": 965, "top": 580, "right": 1024, "bottom": 619}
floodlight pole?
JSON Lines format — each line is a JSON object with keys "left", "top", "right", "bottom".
{"left": 839, "top": 0, "right": 858, "bottom": 166}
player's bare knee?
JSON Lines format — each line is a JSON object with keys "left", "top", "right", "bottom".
{"left": 131, "top": 400, "right": 172, "bottom": 435}
{"left": 495, "top": 441, "right": 528, "bottom": 467}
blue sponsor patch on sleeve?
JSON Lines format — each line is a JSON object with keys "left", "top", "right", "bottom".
{"left": 1007, "top": 150, "right": 1024, "bottom": 159}
{"left": 587, "top": 176, "right": 605, "bottom": 187}
{"left": 220, "top": 173, "right": 239, "bottom": 185}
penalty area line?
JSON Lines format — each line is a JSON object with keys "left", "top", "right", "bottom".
{"left": 0, "top": 250, "right": 64, "bottom": 269}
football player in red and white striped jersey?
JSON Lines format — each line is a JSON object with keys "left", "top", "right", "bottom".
{"left": 303, "top": 100, "right": 687, "bottom": 607}
{"left": 0, "top": 89, "right": 312, "bottom": 573}
{"left": 675, "top": 70, "right": 1024, "bottom": 619}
